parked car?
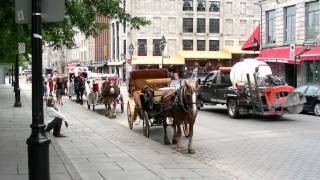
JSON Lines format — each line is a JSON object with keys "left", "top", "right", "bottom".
{"left": 295, "top": 84, "right": 320, "bottom": 116}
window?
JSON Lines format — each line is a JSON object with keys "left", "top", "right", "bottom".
{"left": 306, "top": 61, "right": 320, "bottom": 83}
{"left": 209, "top": 1, "right": 220, "bottom": 12}
{"left": 197, "top": 0, "right": 206, "bottom": 11}
{"left": 225, "top": 2, "right": 232, "bottom": 13}
{"left": 226, "top": 19, "right": 233, "bottom": 34}
{"left": 240, "top": 20, "right": 247, "bottom": 36}
{"left": 153, "top": 17, "right": 161, "bottom": 33}
{"left": 183, "top": 40, "right": 193, "bottom": 50}
{"left": 138, "top": 39, "right": 147, "bottom": 56}
{"left": 183, "top": 0, "right": 193, "bottom": 11}
{"left": 209, "top": 19, "right": 219, "bottom": 33}
{"left": 183, "top": 18, "right": 193, "bottom": 33}
{"left": 209, "top": 40, "right": 219, "bottom": 51}
{"left": 266, "top": 10, "right": 276, "bottom": 44}
{"left": 306, "top": 1, "right": 320, "bottom": 41}
{"left": 225, "top": 40, "right": 234, "bottom": 46}
{"left": 197, "top": 18, "right": 206, "bottom": 33}
{"left": 284, "top": 6, "right": 296, "bottom": 43}
{"left": 153, "top": 39, "right": 161, "bottom": 56}
{"left": 197, "top": 40, "right": 205, "bottom": 51}
{"left": 306, "top": 86, "right": 320, "bottom": 94}
{"left": 168, "top": 17, "right": 176, "bottom": 34}
{"left": 239, "top": 41, "right": 246, "bottom": 45}
{"left": 295, "top": 86, "right": 307, "bottom": 93}
{"left": 240, "top": 2, "right": 246, "bottom": 15}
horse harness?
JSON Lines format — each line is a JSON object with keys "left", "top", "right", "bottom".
{"left": 174, "top": 85, "right": 196, "bottom": 113}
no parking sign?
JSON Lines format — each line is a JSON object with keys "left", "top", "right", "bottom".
{"left": 17, "top": 43, "right": 25, "bottom": 54}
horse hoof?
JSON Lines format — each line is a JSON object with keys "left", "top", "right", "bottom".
{"left": 175, "top": 148, "right": 181, "bottom": 152}
{"left": 164, "top": 139, "right": 171, "bottom": 145}
{"left": 172, "top": 139, "right": 177, "bottom": 144}
{"left": 188, "top": 149, "right": 195, "bottom": 154}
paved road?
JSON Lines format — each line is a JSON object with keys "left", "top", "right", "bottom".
{"left": 88, "top": 85, "right": 320, "bottom": 180}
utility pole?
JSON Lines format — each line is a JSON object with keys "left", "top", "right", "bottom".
{"left": 26, "top": 0, "right": 51, "bottom": 179}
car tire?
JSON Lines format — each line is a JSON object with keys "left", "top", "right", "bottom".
{"left": 314, "top": 102, "right": 320, "bottom": 116}
{"left": 227, "top": 99, "right": 239, "bottom": 119}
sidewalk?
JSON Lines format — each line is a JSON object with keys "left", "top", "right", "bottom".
{"left": 0, "top": 78, "right": 235, "bottom": 180}
{"left": 0, "top": 82, "right": 78, "bottom": 180}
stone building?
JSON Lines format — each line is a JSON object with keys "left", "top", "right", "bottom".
{"left": 111, "top": 0, "right": 260, "bottom": 78}
{"left": 258, "top": 0, "right": 320, "bottom": 86}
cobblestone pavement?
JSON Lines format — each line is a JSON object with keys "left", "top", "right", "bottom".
{"left": 98, "top": 84, "right": 320, "bottom": 180}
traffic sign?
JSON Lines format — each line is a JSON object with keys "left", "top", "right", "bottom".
{"left": 17, "top": 43, "right": 25, "bottom": 54}
{"left": 127, "top": 65, "right": 132, "bottom": 71}
{"left": 127, "top": 59, "right": 132, "bottom": 65}
{"left": 15, "top": 0, "right": 65, "bottom": 24}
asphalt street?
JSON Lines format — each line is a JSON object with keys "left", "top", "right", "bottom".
{"left": 87, "top": 84, "right": 320, "bottom": 180}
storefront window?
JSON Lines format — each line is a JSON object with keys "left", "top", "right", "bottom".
{"left": 306, "top": 61, "right": 320, "bottom": 83}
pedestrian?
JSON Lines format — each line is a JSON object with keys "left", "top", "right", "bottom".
{"left": 45, "top": 97, "right": 68, "bottom": 137}
{"left": 56, "top": 77, "right": 64, "bottom": 105}
{"left": 43, "top": 81, "right": 48, "bottom": 100}
{"left": 48, "top": 76, "right": 53, "bottom": 96}
{"left": 191, "top": 66, "right": 199, "bottom": 79}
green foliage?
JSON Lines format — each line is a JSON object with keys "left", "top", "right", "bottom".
{"left": 0, "top": 0, "right": 150, "bottom": 64}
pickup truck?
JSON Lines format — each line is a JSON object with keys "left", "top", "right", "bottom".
{"left": 197, "top": 67, "right": 232, "bottom": 108}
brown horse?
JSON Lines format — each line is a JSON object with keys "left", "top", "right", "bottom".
{"left": 102, "top": 80, "right": 120, "bottom": 118}
{"left": 162, "top": 81, "right": 199, "bottom": 154}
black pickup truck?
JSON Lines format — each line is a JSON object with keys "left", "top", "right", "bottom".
{"left": 197, "top": 68, "right": 232, "bottom": 108}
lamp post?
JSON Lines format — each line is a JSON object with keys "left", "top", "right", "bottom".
{"left": 11, "top": 65, "right": 14, "bottom": 86}
{"left": 26, "top": 0, "right": 51, "bottom": 179}
{"left": 251, "top": 38, "right": 258, "bottom": 54}
{"left": 14, "top": 53, "right": 22, "bottom": 107}
{"left": 127, "top": 43, "right": 134, "bottom": 84}
{"left": 160, "top": 35, "right": 167, "bottom": 69}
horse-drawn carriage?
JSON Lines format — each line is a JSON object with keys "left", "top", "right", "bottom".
{"left": 127, "top": 69, "right": 198, "bottom": 153}
{"left": 86, "top": 74, "right": 124, "bottom": 118}
{"left": 127, "top": 69, "right": 175, "bottom": 137}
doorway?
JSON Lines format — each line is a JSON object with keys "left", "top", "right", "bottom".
{"left": 285, "top": 64, "right": 295, "bottom": 87}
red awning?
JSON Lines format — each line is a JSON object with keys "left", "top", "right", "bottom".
{"left": 257, "top": 47, "right": 306, "bottom": 64}
{"left": 241, "top": 25, "right": 260, "bottom": 51}
{"left": 300, "top": 46, "right": 320, "bottom": 60}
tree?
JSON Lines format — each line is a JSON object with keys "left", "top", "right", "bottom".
{"left": 0, "top": 0, "right": 149, "bottom": 65}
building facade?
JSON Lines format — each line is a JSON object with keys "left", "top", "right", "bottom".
{"left": 94, "top": 16, "right": 110, "bottom": 73}
{"left": 112, "top": 0, "right": 260, "bottom": 78}
{"left": 260, "top": 0, "right": 320, "bottom": 86}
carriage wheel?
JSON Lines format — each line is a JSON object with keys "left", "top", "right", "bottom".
{"left": 142, "top": 111, "right": 150, "bottom": 138}
{"left": 127, "top": 102, "right": 133, "bottom": 130}
{"left": 182, "top": 122, "right": 189, "bottom": 138}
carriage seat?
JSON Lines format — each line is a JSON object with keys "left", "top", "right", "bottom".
{"left": 131, "top": 78, "right": 171, "bottom": 92}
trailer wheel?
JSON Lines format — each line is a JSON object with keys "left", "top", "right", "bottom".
{"left": 227, "top": 99, "right": 239, "bottom": 119}
{"left": 314, "top": 102, "right": 320, "bottom": 116}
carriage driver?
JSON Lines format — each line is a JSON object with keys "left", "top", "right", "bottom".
{"left": 45, "top": 97, "right": 69, "bottom": 137}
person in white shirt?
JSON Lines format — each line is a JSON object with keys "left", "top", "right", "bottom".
{"left": 45, "top": 97, "right": 69, "bottom": 137}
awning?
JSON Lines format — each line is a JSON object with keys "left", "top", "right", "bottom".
{"left": 178, "top": 51, "right": 232, "bottom": 60}
{"left": 257, "top": 46, "right": 306, "bottom": 64}
{"left": 89, "top": 63, "right": 105, "bottom": 68}
{"left": 300, "top": 46, "right": 320, "bottom": 60}
{"left": 107, "top": 60, "right": 125, "bottom": 66}
{"left": 132, "top": 55, "right": 185, "bottom": 65}
{"left": 224, "top": 46, "right": 259, "bottom": 55}
{"left": 242, "top": 25, "right": 260, "bottom": 51}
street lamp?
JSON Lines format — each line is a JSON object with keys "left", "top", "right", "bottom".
{"left": 127, "top": 43, "right": 134, "bottom": 83}
{"left": 160, "top": 35, "right": 167, "bottom": 69}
